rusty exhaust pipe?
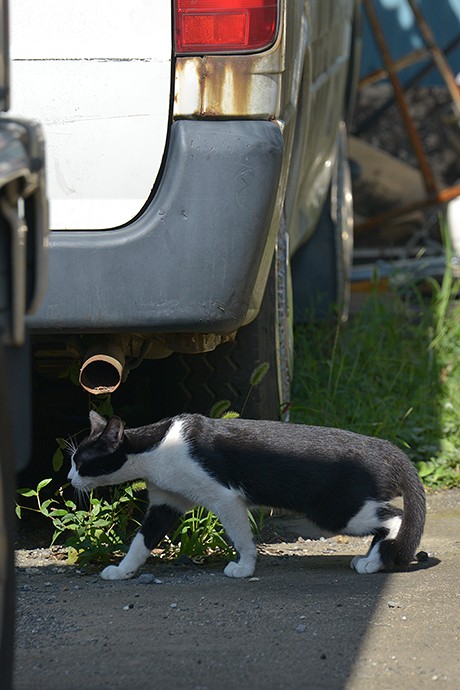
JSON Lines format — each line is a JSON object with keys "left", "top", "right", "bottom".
{"left": 79, "top": 339, "right": 126, "bottom": 395}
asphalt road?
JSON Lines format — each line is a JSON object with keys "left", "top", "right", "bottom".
{"left": 13, "top": 489, "right": 460, "bottom": 690}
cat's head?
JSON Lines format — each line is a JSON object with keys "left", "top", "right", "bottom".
{"left": 68, "top": 411, "right": 128, "bottom": 491}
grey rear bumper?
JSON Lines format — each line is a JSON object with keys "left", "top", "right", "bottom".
{"left": 28, "top": 120, "right": 283, "bottom": 334}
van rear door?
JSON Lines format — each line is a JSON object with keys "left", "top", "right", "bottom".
{"left": 9, "top": 0, "right": 172, "bottom": 230}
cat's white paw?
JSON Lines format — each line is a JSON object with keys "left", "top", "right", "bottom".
{"left": 100, "top": 564, "right": 134, "bottom": 581}
{"left": 350, "top": 555, "right": 382, "bottom": 574}
{"left": 350, "top": 555, "right": 361, "bottom": 570}
{"left": 224, "top": 560, "right": 255, "bottom": 578}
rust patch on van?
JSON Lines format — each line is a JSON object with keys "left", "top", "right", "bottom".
{"left": 199, "top": 58, "right": 251, "bottom": 116}
{"left": 174, "top": 53, "right": 283, "bottom": 119}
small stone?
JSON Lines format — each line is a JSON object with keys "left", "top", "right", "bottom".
{"left": 138, "top": 574, "right": 157, "bottom": 585}
{"left": 19, "top": 584, "right": 31, "bottom": 592}
{"left": 175, "top": 554, "right": 193, "bottom": 566}
{"left": 388, "top": 601, "right": 402, "bottom": 608}
{"left": 123, "top": 604, "right": 134, "bottom": 611}
{"left": 248, "top": 577, "right": 260, "bottom": 582}
{"left": 295, "top": 624, "right": 306, "bottom": 633}
{"left": 336, "top": 535, "right": 349, "bottom": 544}
{"left": 170, "top": 603, "right": 178, "bottom": 609}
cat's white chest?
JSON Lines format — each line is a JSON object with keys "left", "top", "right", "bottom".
{"left": 142, "top": 419, "right": 233, "bottom": 507}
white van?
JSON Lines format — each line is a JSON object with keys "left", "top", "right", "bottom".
{"left": 11, "top": 0, "right": 361, "bottom": 419}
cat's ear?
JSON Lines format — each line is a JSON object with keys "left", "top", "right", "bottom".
{"left": 100, "top": 416, "right": 125, "bottom": 453}
{"left": 89, "top": 410, "right": 108, "bottom": 435}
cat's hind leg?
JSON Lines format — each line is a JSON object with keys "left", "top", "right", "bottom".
{"left": 346, "top": 501, "right": 402, "bottom": 574}
{"left": 100, "top": 503, "right": 184, "bottom": 580}
{"left": 350, "top": 528, "right": 392, "bottom": 574}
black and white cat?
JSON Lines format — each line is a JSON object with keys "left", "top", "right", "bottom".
{"left": 68, "top": 411, "right": 426, "bottom": 580}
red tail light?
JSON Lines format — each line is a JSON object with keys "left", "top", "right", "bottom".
{"left": 175, "top": 0, "right": 279, "bottom": 55}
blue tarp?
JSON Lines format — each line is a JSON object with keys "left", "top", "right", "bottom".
{"left": 361, "top": 0, "right": 460, "bottom": 85}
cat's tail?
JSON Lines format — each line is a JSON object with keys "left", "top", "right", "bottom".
{"left": 380, "top": 454, "right": 426, "bottom": 570}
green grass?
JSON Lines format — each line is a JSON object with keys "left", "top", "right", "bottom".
{"left": 291, "top": 268, "right": 460, "bottom": 489}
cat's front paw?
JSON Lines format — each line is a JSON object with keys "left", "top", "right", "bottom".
{"left": 224, "top": 560, "right": 255, "bottom": 578}
{"left": 100, "top": 564, "right": 134, "bottom": 581}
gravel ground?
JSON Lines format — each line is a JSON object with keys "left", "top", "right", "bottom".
{"left": 13, "top": 489, "right": 460, "bottom": 690}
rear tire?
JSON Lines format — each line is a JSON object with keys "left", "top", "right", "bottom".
{"left": 140, "top": 234, "right": 292, "bottom": 421}
{"left": 292, "top": 122, "right": 353, "bottom": 322}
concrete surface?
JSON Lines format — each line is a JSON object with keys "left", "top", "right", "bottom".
{"left": 13, "top": 489, "right": 460, "bottom": 690}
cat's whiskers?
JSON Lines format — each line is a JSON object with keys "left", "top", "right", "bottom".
{"left": 63, "top": 436, "right": 78, "bottom": 457}
{"left": 74, "top": 485, "right": 91, "bottom": 508}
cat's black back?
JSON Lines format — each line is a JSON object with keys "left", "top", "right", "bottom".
{"left": 180, "top": 415, "right": 421, "bottom": 532}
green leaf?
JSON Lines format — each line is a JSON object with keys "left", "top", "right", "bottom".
{"left": 67, "top": 547, "right": 80, "bottom": 564}
{"left": 37, "top": 478, "right": 53, "bottom": 492}
{"left": 93, "top": 519, "right": 111, "bottom": 528}
{"left": 40, "top": 499, "right": 57, "bottom": 516}
{"left": 49, "top": 509, "right": 69, "bottom": 517}
{"left": 52, "top": 447, "right": 65, "bottom": 473}
{"left": 50, "top": 531, "right": 62, "bottom": 547}
{"left": 417, "top": 461, "right": 435, "bottom": 478}
{"left": 63, "top": 523, "right": 79, "bottom": 531}
{"left": 15, "top": 505, "right": 22, "bottom": 519}
{"left": 91, "top": 394, "right": 114, "bottom": 418}
{"left": 222, "top": 411, "right": 240, "bottom": 419}
{"left": 209, "top": 400, "right": 231, "bottom": 419}
{"left": 16, "top": 488, "right": 37, "bottom": 498}
{"left": 58, "top": 360, "right": 81, "bottom": 386}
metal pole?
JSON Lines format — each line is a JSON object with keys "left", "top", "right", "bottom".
{"left": 356, "top": 32, "right": 460, "bottom": 135}
{"left": 406, "top": 0, "right": 460, "bottom": 116}
{"left": 356, "top": 182, "right": 460, "bottom": 233}
{"left": 363, "top": 0, "right": 438, "bottom": 194}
